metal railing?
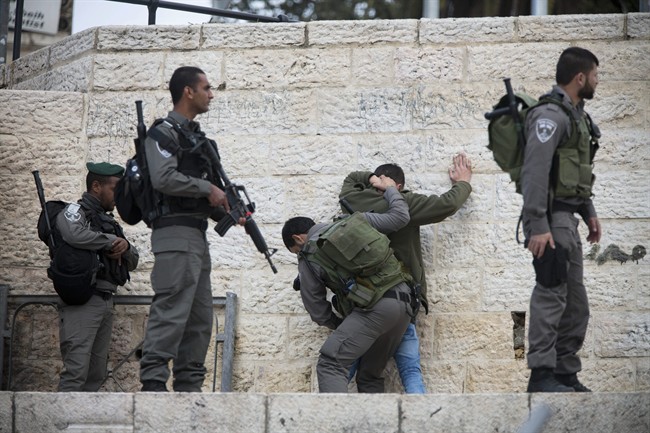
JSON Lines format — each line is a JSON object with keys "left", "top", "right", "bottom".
{"left": 9, "top": 0, "right": 291, "bottom": 61}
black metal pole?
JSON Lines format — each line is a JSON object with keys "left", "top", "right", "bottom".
{"left": 148, "top": 0, "right": 159, "bottom": 25}
{"left": 12, "top": 0, "right": 24, "bottom": 60}
{"left": 106, "top": 0, "right": 292, "bottom": 23}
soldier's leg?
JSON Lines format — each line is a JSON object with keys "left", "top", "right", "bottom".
{"left": 317, "top": 284, "right": 410, "bottom": 393}
{"left": 526, "top": 213, "right": 574, "bottom": 370}
{"left": 555, "top": 217, "right": 589, "bottom": 375}
{"left": 84, "top": 297, "right": 114, "bottom": 391}
{"left": 58, "top": 296, "right": 104, "bottom": 392}
{"left": 173, "top": 238, "right": 213, "bottom": 392}
{"left": 140, "top": 227, "right": 202, "bottom": 385}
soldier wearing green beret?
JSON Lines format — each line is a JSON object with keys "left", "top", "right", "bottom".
{"left": 56, "top": 161, "right": 139, "bottom": 392}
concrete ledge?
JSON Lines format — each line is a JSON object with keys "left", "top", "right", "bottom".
{"left": 1, "top": 391, "right": 648, "bottom": 433}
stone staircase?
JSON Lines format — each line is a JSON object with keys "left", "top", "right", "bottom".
{"left": 1, "top": 391, "right": 648, "bottom": 433}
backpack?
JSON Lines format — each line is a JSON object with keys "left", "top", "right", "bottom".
{"left": 114, "top": 101, "right": 161, "bottom": 227}
{"left": 486, "top": 91, "right": 540, "bottom": 194}
{"left": 37, "top": 201, "right": 99, "bottom": 305}
{"left": 310, "top": 212, "right": 407, "bottom": 309}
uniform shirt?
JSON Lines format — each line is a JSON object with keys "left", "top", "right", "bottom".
{"left": 56, "top": 192, "right": 139, "bottom": 290}
{"left": 339, "top": 171, "right": 472, "bottom": 297}
{"left": 144, "top": 110, "right": 214, "bottom": 219}
{"left": 521, "top": 85, "right": 597, "bottom": 236}
{"left": 298, "top": 186, "right": 410, "bottom": 329}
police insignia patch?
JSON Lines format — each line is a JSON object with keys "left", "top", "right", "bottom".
{"left": 156, "top": 141, "right": 172, "bottom": 158}
{"left": 536, "top": 118, "right": 558, "bottom": 143}
{"left": 64, "top": 203, "right": 82, "bottom": 222}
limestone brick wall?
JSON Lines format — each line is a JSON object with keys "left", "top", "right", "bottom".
{"left": 1, "top": 13, "right": 648, "bottom": 393}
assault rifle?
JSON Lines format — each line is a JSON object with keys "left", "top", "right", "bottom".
{"left": 484, "top": 78, "right": 526, "bottom": 151}
{"left": 33, "top": 170, "right": 55, "bottom": 253}
{"left": 205, "top": 141, "right": 278, "bottom": 274}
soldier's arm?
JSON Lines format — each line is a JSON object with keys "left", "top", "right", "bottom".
{"left": 339, "top": 171, "right": 374, "bottom": 198}
{"left": 56, "top": 204, "right": 115, "bottom": 250}
{"left": 298, "top": 259, "right": 339, "bottom": 330}
{"left": 122, "top": 242, "right": 139, "bottom": 272}
{"left": 363, "top": 186, "right": 410, "bottom": 234}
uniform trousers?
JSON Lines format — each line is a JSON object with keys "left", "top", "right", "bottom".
{"left": 318, "top": 282, "right": 412, "bottom": 393}
{"left": 58, "top": 293, "right": 113, "bottom": 392}
{"left": 527, "top": 211, "right": 589, "bottom": 375}
{"left": 140, "top": 225, "right": 213, "bottom": 391}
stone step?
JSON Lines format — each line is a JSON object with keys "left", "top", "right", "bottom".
{"left": 1, "top": 391, "right": 647, "bottom": 433}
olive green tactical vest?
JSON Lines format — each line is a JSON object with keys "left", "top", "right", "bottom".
{"left": 300, "top": 214, "right": 411, "bottom": 317}
{"left": 534, "top": 96, "right": 599, "bottom": 198}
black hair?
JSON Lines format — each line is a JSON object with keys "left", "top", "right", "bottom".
{"left": 282, "top": 217, "right": 316, "bottom": 249}
{"left": 169, "top": 66, "right": 206, "bottom": 105}
{"left": 86, "top": 173, "right": 112, "bottom": 192}
{"left": 374, "top": 163, "right": 405, "bottom": 187}
{"left": 556, "top": 47, "right": 599, "bottom": 86}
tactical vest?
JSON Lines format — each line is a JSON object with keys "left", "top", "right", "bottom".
{"left": 299, "top": 215, "right": 411, "bottom": 317}
{"left": 532, "top": 95, "right": 599, "bottom": 198}
{"left": 147, "top": 118, "right": 221, "bottom": 218}
{"left": 81, "top": 203, "right": 129, "bottom": 286}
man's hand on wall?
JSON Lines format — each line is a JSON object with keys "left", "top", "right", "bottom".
{"left": 449, "top": 153, "right": 472, "bottom": 184}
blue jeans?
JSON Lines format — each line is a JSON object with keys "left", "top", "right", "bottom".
{"left": 349, "top": 322, "right": 426, "bottom": 394}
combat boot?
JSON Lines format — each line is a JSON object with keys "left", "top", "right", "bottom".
{"left": 556, "top": 373, "right": 592, "bottom": 392}
{"left": 527, "top": 368, "right": 574, "bottom": 393}
{"left": 141, "top": 380, "right": 168, "bottom": 392}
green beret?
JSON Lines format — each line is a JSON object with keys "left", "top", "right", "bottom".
{"left": 86, "top": 162, "right": 124, "bottom": 177}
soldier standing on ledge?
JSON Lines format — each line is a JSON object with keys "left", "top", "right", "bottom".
{"left": 57, "top": 162, "right": 139, "bottom": 392}
{"left": 522, "top": 47, "right": 602, "bottom": 393}
{"left": 139, "top": 66, "right": 234, "bottom": 392}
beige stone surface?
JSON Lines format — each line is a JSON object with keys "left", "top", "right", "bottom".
{"left": 201, "top": 22, "right": 306, "bottom": 49}
{"left": 0, "top": 392, "right": 11, "bottom": 432}
{"left": 433, "top": 313, "right": 513, "bottom": 360}
{"left": 518, "top": 14, "right": 625, "bottom": 41}
{"left": 268, "top": 393, "right": 398, "bottom": 433}
{"left": 134, "top": 393, "right": 266, "bottom": 433}
{"left": 308, "top": 19, "right": 418, "bottom": 45}
{"left": 14, "top": 392, "right": 134, "bottom": 433}
{"left": 97, "top": 25, "right": 201, "bottom": 51}
{"left": 394, "top": 47, "right": 465, "bottom": 83}
{"left": 420, "top": 17, "right": 515, "bottom": 44}
{"left": 627, "top": 13, "right": 650, "bottom": 39}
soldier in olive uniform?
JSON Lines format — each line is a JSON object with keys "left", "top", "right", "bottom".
{"left": 339, "top": 154, "right": 472, "bottom": 393}
{"left": 139, "top": 66, "right": 233, "bottom": 392}
{"left": 522, "top": 47, "right": 602, "bottom": 392}
{"left": 57, "top": 162, "right": 139, "bottom": 392}
{"left": 283, "top": 175, "right": 415, "bottom": 393}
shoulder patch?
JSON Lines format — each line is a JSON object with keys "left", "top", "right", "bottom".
{"left": 64, "top": 203, "right": 82, "bottom": 222}
{"left": 155, "top": 141, "right": 172, "bottom": 158}
{"left": 536, "top": 118, "right": 558, "bottom": 143}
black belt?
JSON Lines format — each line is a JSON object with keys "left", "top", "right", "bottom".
{"left": 552, "top": 201, "right": 579, "bottom": 214}
{"left": 383, "top": 289, "right": 411, "bottom": 304}
{"left": 93, "top": 290, "right": 113, "bottom": 301}
{"left": 152, "top": 216, "right": 208, "bottom": 232}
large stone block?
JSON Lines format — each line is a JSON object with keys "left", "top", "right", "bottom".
{"left": 97, "top": 25, "right": 201, "bottom": 51}
{"left": 578, "top": 358, "right": 636, "bottom": 392}
{"left": 468, "top": 43, "right": 564, "bottom": 83}
{"left": 225, "top": 48, "right": 351, "bottom": 89}
{"left": 134, "top": 393, "right": 266, "bottom": 433}
{"left": 584, "top": 264, "right": 639, "bottom": 311}
{"left": 9, "top": 45, "right": 49, "bottom": 85}
{"left": 596, "top": 127, "right": 650, "bottom": 171}
{"left": 268, "top": 393, "right": 398, "bottom": 433}
{"left": 595, "top": 170, "right": 650, "bottom": 219}
{"left": 465, "top": 360, "right": 529, "bottom": 393}
{"left": 0, "top": 90, "right": 85, "bottom": 135}
{"left": 239, "top": 268, "right": 305, "bottom": 314}
{"left": 421, "top": 361, "right": 466, "bottom": 393}
{"left": 201, "top": 22, "right": 306, "bottom": 48}
{"left": 590, "top": 40, "right": 650, "bottom": 81}
{"left": 235, "top": 315, "right": 287, "bottom": 359}
{"left": 420, "top": 17, "right": 515, "bottom": 44}
{"left": 308, "top": 19, "right": 418, "bottom": 46}
{"left": 530, "top": 393, "right": 649, "bottom": 433}
{"left": 267, "top": 133, "right": 357, "bottom": 176}
{"left": 394, "top": 46, "right": 464, "bottom": 83}
{"left": 252, "top": 362, "right": 312, "bottom": 392}
{"left": 49, "top": 28, "right": 96, "bottom": 65}
{"left": 428, "top": 267, "right": 482, "bottom": 313}
{"left": 93, "top": 52, "right": 165, "bottom": 91}
{"left": 0, "top": 392, "right": 11, "bottom": 432}
{"left": 593, "top": 312, "right": 650, "bottom": 357}
{"left": 627, "top": 13, "right": 650, "bottom": 39}
{"left": 433, "top": 312, "right": 513, "bottom": 359}
{"left": 287, "top": 315, "right": 331, "bottom": 359}
{"left": 401, "top": 394, "right": 529, "bottom": 433}
{"left": 518, "top": 14, "right": 624, "bottom": 41}
{"left": 14, "top": 392, "right": 133, "bottom": 433}
{"left": 483, "top": 266, "right": 535, "bottom": 312}
{"left": 590, "top": 81, "right": 648, "bottom": 128}
{"left": 351, "top": 47, "right": 395, "bottom": 86}
{"left": 164, "top": 51, "right": 224, "bottom": 90}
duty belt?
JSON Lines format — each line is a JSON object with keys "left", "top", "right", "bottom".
{"left": 382, "top": 288, "right": 411, "bottom": 304}
{"left": 152, "top": 216, "right": 208, "bottom": 232}
{"left": 93, "top": 290, "right": 113, "bottom": 301}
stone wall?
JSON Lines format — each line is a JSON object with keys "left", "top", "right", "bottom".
{"left": 1, "top": 14, "right": 648, "bottom": 393}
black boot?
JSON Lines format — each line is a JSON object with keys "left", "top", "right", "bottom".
{"left": 527, "top": 368, "right": 575, "bottom": 392}
{"left": 141, "top": 380, "right": 168, "bottom": 392}
{"left": 556, "top": 373, "right": 592, "bottom": 392}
